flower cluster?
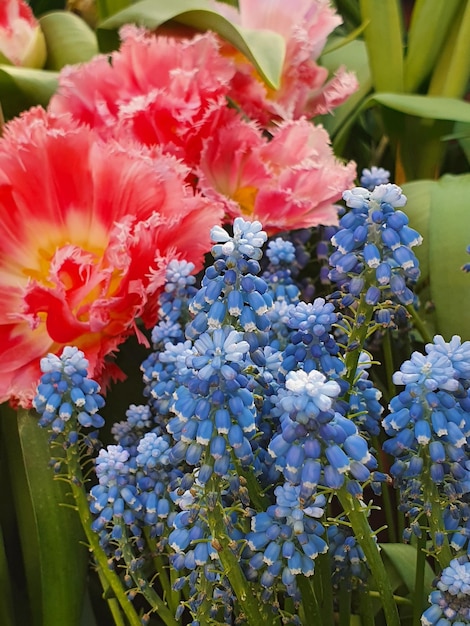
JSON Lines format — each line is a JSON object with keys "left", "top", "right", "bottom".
{"left": 383, "top": 335, "right": 470, "bottom": 548}
{"left": 0, "top": 1, "right": 357, "bottom": 410}
{"left": 329, "top": 183, "right": 423, "bottom": 328}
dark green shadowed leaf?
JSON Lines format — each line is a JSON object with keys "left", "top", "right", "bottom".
{"left": 0, "top": 65, "right": 58, "bottom": 120}
{"left": 1, "top": 407, "right": 88, "bottom": 626}
{"left": 97, "top": 0, "right": 285, "bottom": 89}
{"left": 39, "top": 11, "right": 99, "bottom": 70}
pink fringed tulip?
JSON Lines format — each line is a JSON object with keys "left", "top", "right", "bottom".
{"left": 50, "top": 27, "right": 235, "bottom": 167}
{"left": 0, "top": 107, "right": 223, "bottom": 407}
{"left": 198, "top": 114, "right": 356, "bottom": 234}
{"left": 208, "top": 0, "right": 358, "bottom": 123}
{"left": 0, "top": 0, "right": 46, "bottom": 67}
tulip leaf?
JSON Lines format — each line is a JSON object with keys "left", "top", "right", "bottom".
{"left": 1, "top": 407, "right": 88, "bottom": 626}
{"left": 359, "top": 0, "right": 404, "bottom": 92}
{"left": 427, "top": 174, "right": 470, "bottom": 340}
{"left": 97, "top": 0, "right": 285, "bottom": 89}
{"left": 404, "top": 0, "right": 462, "bottom": 92}
{"left": 367, "top": 93, "right": 470, "bottom": 124}
{"left": 403, "top": 175, "right": 470, "bottom": 340}
{"left": 0, "top": 65, "right": 58, "bottom": 120}
{"left": 39, "top": 11, "right": 99, "bottom": 70}
{"left": 380, "top": 543, "right": 435, "bottom": 603}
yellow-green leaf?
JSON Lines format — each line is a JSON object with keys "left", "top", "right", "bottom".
{"left": 40, "top": 11, "right": 99, "bottom": 71}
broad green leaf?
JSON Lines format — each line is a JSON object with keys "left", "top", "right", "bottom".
{"left": 428, "top": 174, "right": 470, "bottom": 340}
{"left": 404, "top": 0, "right": 462, "bottom": 92}
{"left": 380, "top": 543, "right": 435, "bottom": 601}
{"left": 368, "top": 93, "right": 470, "bottom": 124}
{"left": 39, "top": 11, "right": 99, "bottom": 70}
{"left": 98, "top": 0, "right": 285, "bottom": 89}
{"left": 0, "top": 65, "right": 58, "bottom": 120}
{"left": 1, "top": 407, "right": 88, "bottom": 626}
{"left": 359, "top": 0, "right": 404, "bottom": 92}
{"left": 403, "top": 175, "right": 470, "bottom": 340}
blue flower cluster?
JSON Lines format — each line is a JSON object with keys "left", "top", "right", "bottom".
{"left": 383, "top": 335, "right": 470, "bottom": 547}
{"left": 33, "top": 346, "right": 105, "bottom": 436}
{"left": 329, "top": 183, "right": 422, "bottom": 327}
{"left": 422, "top": 556, "right": 470, "bottom": 625}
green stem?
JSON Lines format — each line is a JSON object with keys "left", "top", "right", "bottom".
{"left": 338, "top": 580, "right": 351, "bottom": 626}
{"left": 64, "top": 445, "right": 143, "bottom": 626}
{"left": 372, "top": 435, "right": 396, "bottom": 544}
{"left": 382, "top": 330, "right": 396, "bottom": 402}
{"left": 423, "top": 463, "right": 452, "bottom": 569}
{"left": 412, "top": 533, "right": 427, "bottom": 626}
{"left": 358, "top": 586, "right": 375, "bottom": 626}
{"left": 406, "top": 305, "right": 433, "bottom": 344}
{"left": 95, "top": 568, "right": 127, "bottom": 626}
{"left": 337, "top": 485, "right": 400, "bottom": 626}
{"left": 116, "top": 522, "right": 178, "bottom": 626}
{"left": 143, "top": 530, "right": 180, "bottom": 615}
{"left": 206, "top": 478, "right": 278, "bottom": 626}
{"left": 297, "top": 575, "right": 322, "bottom": 624}
{"left": 316, "top": 552, "right": 334, "bottom": 626}
{"left": 344, "top": 295, "right": 375, "bottom": 390}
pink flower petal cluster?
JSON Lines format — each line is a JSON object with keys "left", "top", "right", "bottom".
{"left": 208, "top": 0, "right": 358, "bottom": 123}
{"left": 0, "top": 107, "right": 223, "bottom": 407}
{"left": 198, "top": 114, "right": 356, "bottom": 234}
{"left": 50, "top": 27, "right": 235, "bottom": 167}
{"left": 0, "top": 0, "right": 46, "bottom": 67}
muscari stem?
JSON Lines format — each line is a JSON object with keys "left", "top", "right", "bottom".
{"left": 64, "top": 444, "right": 143, "bottom": 626}
{"left": 343, "top": 294, "right": 375, "bottom": 391}
{"left": 412, "top": 532, "right": 427, "bottom": 626}
{"left": 116, "top": 522, "right": 178, "bottom": 626}
{"left": 337, "top": 485, "right": 400, "bottom": 626}
{"left": 206, "top": 477, "right": 279, "bottom": 626}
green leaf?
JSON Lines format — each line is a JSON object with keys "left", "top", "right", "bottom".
{"left": 367, "top": 93, "right": 470, "bottom": 123}
{"left": 1, "top": 407, "right": 88, "bottom": 626}
{"left": 404, "top": 0, "right": 462, "bottom": 92}
{"left": 39, "top": 11, "right": 99, "bottom": 71}
{"left": 403, "top": 175, "right": 470, "bottom": 340}
{"left": 319, "top": 38, "right": 372, "bottom": 145}
{"left": 359, "top": 0, "right": 404, "bottom": 92}
{"left": 97, "top": 0, "right": 285, "bottom": 89}
{"left": 427, "top": 174, "right": 470, "bottom": 340}
{"left": 380, "top": 543, "right": 435, "bottom": 601}
{"left": 0, "top": 65, "right": 58, "bottom": 120}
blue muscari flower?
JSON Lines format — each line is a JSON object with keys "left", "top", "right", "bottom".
{"left": 360, "top": 166, "right": 390, "bottom": 190}
{"left": 33, "top": 347, "right": 105, "bottom": 433}
{"left": 266, "top": 238, "right": 296, "bottom": 266}
{"left": 245, "top": 483, "right": 327, "bottom": 598}
{"left": 329, "top": 183, "right": 422, "bottom": 310}
{"left": 383, "top": 337, "right": 470, "bottom": 540}
{"left": 421, "top": 556, "right": 470, "bottom": 625}
{"left": 327, "top": 524, "right": 369, "bottom": 590}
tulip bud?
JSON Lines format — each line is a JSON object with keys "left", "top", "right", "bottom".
{"left": 0, "top": 0, "right": 46, "bottom": 68}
